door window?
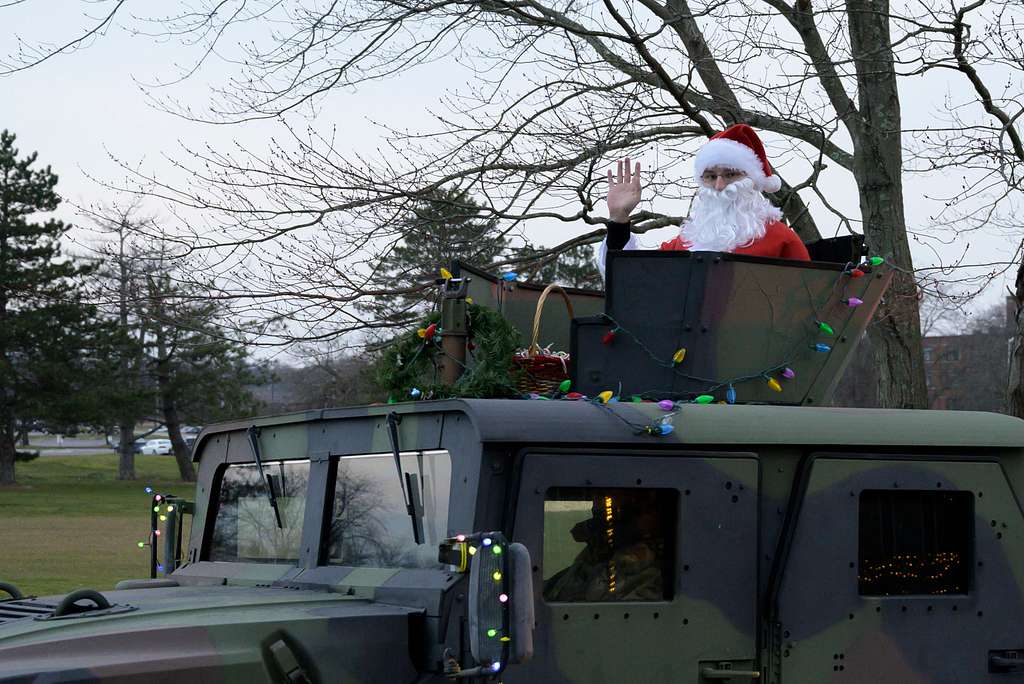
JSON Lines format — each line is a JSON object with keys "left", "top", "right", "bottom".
{"left": 858, "top": 489, "right": 972, "bottom": 595}
{"left": 542, "top": 486, "right": 678, "bottom": 602}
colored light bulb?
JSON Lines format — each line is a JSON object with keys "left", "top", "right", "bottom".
{"left": 154, "top": 495, "right": 162, "bottom": 502}
{"left": 154, "top": 529, "right": 161, "bottom": 537}
{"left": 410, "top": 388, "right": 422, "bottom": 399}
{"left": 482, "top": 537, "right": 492, "bottom": 546}
{"left": 492, "top": 545, "right": 502, "bottom": 555}
{"left": 423, "top": 323, "right": 437, "bottom": 340}
{"left": 416, "top": 328, "right": 426, "bottom": 338}
{"left": 157, "top": 564, "right": 164, "bottom": 573}
{"left": 466, "top": 297, "right": 473, "bottom": 304}
{"left": 782, "top": 367, "right": 796, "bottom": 379}
{"left": 558, "top": 379, "right": 571, "bottom": 393}
{"left": 137, "top": 541, "right": 145, "bottom": 549}
{"left": 499, "top": 593, "right": 509, "bottom": 603}
{"left": 167, "top": 506, "right": 175, "bottom": 513}
{"left": 492, "top": 570, "right": 502, "bottom": 581}
{"left": 695, "top": 395, "right": 714, "bottom": 404}
{"left": 602, "top": 330, "right": 616, "bottom": 345}
{"left": 812, "top": 343, "right": 832, "bottom": 353}
{"left": 144, "top": 487, "right": 153, "bottom": 494}
{"left": 597, "top": 390, "right": 614, "bottom": 404}
{"left": 387, "top": 397, "right": 396, "bottom": 404}
{"left": 501, "top": 272, "right": 518, "bottom": 281}
{"left": 672, "top": 348, "right": 687, "bottom": 364}
{"left": 468, "top": 546, "right": 477, "bottom": 555}
{"left": 868, "top": 256, "right": 884, "bottom": 266}
{"left": 440, "top": 267, "right": 453, "bottom": 280}
{"left": 456, "top": 534, "right": 466, "bottom": 542}
{"left": 566, "top": 392, "right": 583, "bottom": 400}
{"left": 726, "top": 386, "right": 737, "bottom": 404}
{"left": 487, "top": 628, "right": 498, "bottom": 638}
{"left": 767, "top": 377, "right": 783, "bottom": 392}
{"left": 658, "top": 424, "right": 674, "bottom": 436}
{"left": 491, "top": 663, "right": 502, "bottom": 672}
{"left": 848, "top": 268, "right": 865, "bottom": 278}
{"left": 658, "top": 399, "right": 674, "bottom": 411}
{"left": 844, "top": 297, "right": 863, "bottom": 307}
{"left": 817, "top": 321, "right": 834, "bottom": 336}
{"left": 631, "top": 395, "right": 643, "bottom": 403}
{"left": 159, "top": 515, "right": 167, "bottom": 522}
{"left": 153, "top": 506, "right": 160, "bottom": 513}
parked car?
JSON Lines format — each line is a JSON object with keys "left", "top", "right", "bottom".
{"left": 110, "top": 438, "right": 147, "bottom": 454}
{"left": 139, "top": 439, "right": 173, "bottom": 456}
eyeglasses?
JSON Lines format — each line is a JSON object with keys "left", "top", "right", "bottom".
{"left": 701, "top": 169, "right": 747, "bottom": 183}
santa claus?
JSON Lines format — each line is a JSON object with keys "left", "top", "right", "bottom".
{"left": 599, "top": 124, "right": 810, "bottom": 273}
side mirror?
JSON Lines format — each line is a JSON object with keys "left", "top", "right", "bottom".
{"left": 439, "top": 532, "right": 534, "bottom": 677}
{"left": 146, "top": 493, "right": 194, "bottom": 577}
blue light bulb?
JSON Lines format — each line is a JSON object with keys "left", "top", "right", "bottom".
{"left": 726, "top": 386, "right": 736, "bottom": 404}
{"left": 812, "top": 343, "right": 832, "bottom": 353}
{"left": 482, "top": 537, "right": 493, "bottom": 547}
{"left": 491, "top": 662, "right": 502, "bottom": 672}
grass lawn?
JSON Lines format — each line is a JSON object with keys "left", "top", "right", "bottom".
{"left": 0, "top": 454, "right": 193, "bottom": 597}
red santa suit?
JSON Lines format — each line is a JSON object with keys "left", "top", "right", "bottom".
{"left": 659, "top": 220, "right": 810, "bottom": 260}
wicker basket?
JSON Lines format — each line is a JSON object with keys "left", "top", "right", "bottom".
{"left": 512, "top": 283, "right": 574, "bottom": 394}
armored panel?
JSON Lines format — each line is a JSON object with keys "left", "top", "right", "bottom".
{"left": 572, "top": 250, "right": 891, "bottom": 405}
{"left": 453, "top": 261, "right": 605, "bottom": 352}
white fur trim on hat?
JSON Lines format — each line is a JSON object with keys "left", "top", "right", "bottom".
{"left": 693, "top": 138, "right": 782, "bottom": 193}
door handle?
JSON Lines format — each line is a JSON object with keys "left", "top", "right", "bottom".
{"left": 990, "top": 650, "right": 1024, "bottom": 673}
{"left": 701, "top": 666, "right": 762, "bottom": 680}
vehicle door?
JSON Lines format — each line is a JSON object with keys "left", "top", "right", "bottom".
{"left": 776, "top": 455, "right": 1024, "bottom": 683}
{"left": 509, "top": 451, "right": 760, "bottom": 684}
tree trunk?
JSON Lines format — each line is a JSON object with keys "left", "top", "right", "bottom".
{"left": 847, "top": 0, "right": 928, "bottom": 409}
{"left": 0, "top": 430, "right": 15, "bottom": 485}
{"left": 117, "top": 423, "right": 136, "bottom": 480}
{"left": 155, "top": 328, "right": 195, "bottom": 482}
{"left": 1008, "top": 262, "right": 1024, "bottom": 417}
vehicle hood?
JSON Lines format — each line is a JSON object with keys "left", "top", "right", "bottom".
{"left": 0, "top": 584, "right": 423, "bottom": 683}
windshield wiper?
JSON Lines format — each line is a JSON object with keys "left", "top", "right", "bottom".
{"left": 386, "top": 412, "right": 425, "bottom": 544}
{"left": 247, "top": 425, "right": 283, "bottom": 529}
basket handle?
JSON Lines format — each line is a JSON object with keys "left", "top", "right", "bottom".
{"left": 529, "top": 283, "right": 575, "bottom": 355}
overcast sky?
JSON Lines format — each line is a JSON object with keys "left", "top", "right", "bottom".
{"left": 3, "top": 3, "right": 1019, "bottom": 329}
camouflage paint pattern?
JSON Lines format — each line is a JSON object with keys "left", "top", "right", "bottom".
{"left": 2, "top": 399, "right": 1023, "bottom": 683}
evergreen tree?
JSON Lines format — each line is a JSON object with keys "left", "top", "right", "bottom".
{"left": 363, "top": 188, "right": 509, "bottom": 326}
{"left": 517, "top": 243, "right": 604, "bottom": 290}
{"left": 140, "top": 261, "right": 265, "bottom": 482}
{"left": 0, "top": 130, "right": 110, "bottom": 484}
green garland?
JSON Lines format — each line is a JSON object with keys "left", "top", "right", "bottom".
{"left": 375, "top": 303, "right": 523, "bottom": 401}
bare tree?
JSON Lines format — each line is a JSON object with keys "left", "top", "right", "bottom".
{"left": 14, "top": 0, "right": 1024, "bottom": 406}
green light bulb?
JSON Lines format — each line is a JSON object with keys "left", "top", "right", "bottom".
{"left": 869, "top": 256, "right": 884, "bottom": 266}
{"left": 695, "top": 395, "right": 714, "bottom": 404}
{"left": 137, "top": 541, "right": 145, "bottom": 549}
{"left": 558, "top": 379, "right": 571, "bottom": 393}
{"left": 487, "top": 628, "right": 498, "bottom": 638}
{"left": 492, "top": 545, "right": 502, "bottom": 555}
{"left": 817, "top": 321, "right": 834, "bottom": 336}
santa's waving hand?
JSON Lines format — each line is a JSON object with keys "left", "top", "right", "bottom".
{"left": 598, "top": 125, "right": 810, "bottom": 276}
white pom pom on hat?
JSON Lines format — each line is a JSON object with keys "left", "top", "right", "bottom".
{"left": 693, "top": 124, "right": 782, "bottom": 193}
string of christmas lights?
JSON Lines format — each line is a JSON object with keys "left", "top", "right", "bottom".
{"left": 391, "top": 257, "right": 887, "bottom": 436}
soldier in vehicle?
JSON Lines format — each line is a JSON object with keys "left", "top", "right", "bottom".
{"left": 543, "top": 489, "right": 668, "bottom": 602}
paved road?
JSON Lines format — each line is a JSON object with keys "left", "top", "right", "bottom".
{"left": 27, "top": 434, "right": 164, "bottom": 457}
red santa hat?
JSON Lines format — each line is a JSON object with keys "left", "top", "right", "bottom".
{"left": 692, "top": 124, "right": 782, "bottom": 193}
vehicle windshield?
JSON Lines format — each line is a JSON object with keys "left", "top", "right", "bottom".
{"left": 324, "top": 450, "right": 451, "bottom": 569}
{"left": 207, "top": 460, "right": 310, "bottom": 563}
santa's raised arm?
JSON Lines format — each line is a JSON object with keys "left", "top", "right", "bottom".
{"left": 598, "top": 124, "right": 810, "bottom": 275}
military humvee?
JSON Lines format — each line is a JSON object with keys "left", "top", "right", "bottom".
{"left": 3, "top": 249, "right": 1024, "bottom": 683}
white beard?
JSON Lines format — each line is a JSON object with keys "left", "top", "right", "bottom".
{"left": 680, "top": 177, "right": 783, "bottom": 252}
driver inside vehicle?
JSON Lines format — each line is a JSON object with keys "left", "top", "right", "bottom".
{"left": 543, "top": 489, "right": 669, "bottom": 602}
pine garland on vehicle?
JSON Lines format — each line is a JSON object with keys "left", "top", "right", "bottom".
{"left": 375, "top": 303, "right": 523, "bottom": 401}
